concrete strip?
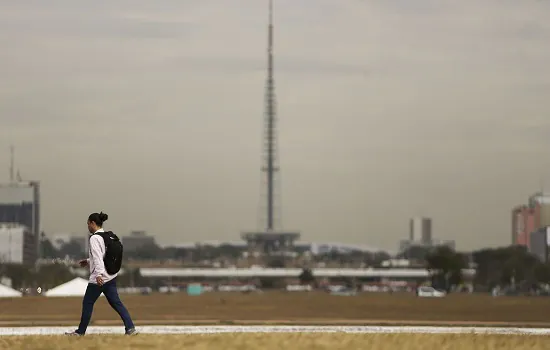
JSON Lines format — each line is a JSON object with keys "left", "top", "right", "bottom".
{"left": 2, "top": 319, "right": 550, "bottom": 328}
{"left": 1, "top": 325, "right": 550, "bottom": 336}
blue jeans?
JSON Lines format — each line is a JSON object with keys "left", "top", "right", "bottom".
{"left": 76, "top": 277, "right": 135, "bottom": 334}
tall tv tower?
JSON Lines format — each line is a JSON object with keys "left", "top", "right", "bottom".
{"left": 241, "top": 0, "right": 300, "bottom": 256}
{"left": 264, "top": 0, "right": 277, "bottom": 231}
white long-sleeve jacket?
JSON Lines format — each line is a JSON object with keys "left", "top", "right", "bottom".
{"left": 87, "top": 228, "right": 117, "bottom": 284}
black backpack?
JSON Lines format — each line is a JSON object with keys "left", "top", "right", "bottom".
{"left": 93, "top": 231, "right": 123, "bottom": 275}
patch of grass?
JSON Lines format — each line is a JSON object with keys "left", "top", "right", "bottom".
{"left": 0, "top": 333, "right": 549, "bottom": 350}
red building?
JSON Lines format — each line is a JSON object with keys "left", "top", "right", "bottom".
{"left": 511, "top": 203, "right": 540, "bottom": 248}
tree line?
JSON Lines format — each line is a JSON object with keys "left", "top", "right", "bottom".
{"left": 411, "top": 245, "right": 550, "bottom": 292}
{"left": 3, "top": 235, "right": 549, "bottom": 293}
{"left": 40, "top": 235, "right": 550, "bottom": 292}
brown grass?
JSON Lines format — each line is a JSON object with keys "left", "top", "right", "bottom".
{"left": 1, "top": 292, "right": 550, "bottom": 326}
{"left": 0, "top": 333, "right": 549, "bottom": 350}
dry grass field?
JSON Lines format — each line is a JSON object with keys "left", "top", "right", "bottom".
{"left": 1, "top": 291, "right": 550, "bottom": 326}
{"left": 0, "top": 333, "right": 549, "bottom": 350}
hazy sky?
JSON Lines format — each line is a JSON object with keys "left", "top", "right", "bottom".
{"left": 1, "top": 0, "right": 549, "bottom": 252}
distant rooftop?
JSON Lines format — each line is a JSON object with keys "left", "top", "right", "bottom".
{"left": 0, "top": 182, "right": 36, "bottom": 204}
{"left": 0, "top": 222, "right": 29, "bottom": 230}
{"left": 528, "top": 192, "right": 550, "bottom": 207}
{"left": 0, "top": 181, "right": 37, "bottom": 187}
{"left": 161, "top": 240, "right": 391, "bottom": 255}
{"left": 241, "top": 232, "right": 301, "bottom": 241}
{"left": 129, "top": 230, "right": 147, "bottom": 236}
{"left": 163, "top": 241, "right": 248, "bottom": 249}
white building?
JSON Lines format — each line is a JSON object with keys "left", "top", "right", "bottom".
{"left": 529, "top": 192, "right": 550, "bottom": 228}
{"left": 529, "top": 227, "right": 550, "bottom": 262}
{"left": 409, "top": 217, "right": 432, "bottom": 244}
{"left": 0, "top": 223, "right": 35, "bottom": 265}
{"left": 0, "top": 181, "right": 41, "bottom": 261}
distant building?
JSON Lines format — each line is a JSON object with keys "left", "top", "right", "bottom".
{"left": 399, "top": 217, "right": 444, "bottom": 252}
{"left": 399, "top": 240, "right": 417, "bottom": 253}
{"left": 305, "top": 242, "right": 383, "bottom": 255}
{"left": 511, "top": 205, "right": 537, "bottom": 248}
{"left": 409, "top": 217, "right": 432, "bottom": 244}
{"left": 511, "top": 191, "right": 550, "bottom": 248}
{"left": 399, "top": 239, "right": 455, "bottom": 256}
{"left": 166, "top": 241, "right": 386, "bottom": 257}
{"left": 398, "top": 217, "right": 455, "bottom": 253}
{"left": 0, "top": 181, "right": 40, "bottom": 261}
{"left": 528, "top": 192, "right": 550, "bottom": 227}
{"left": 431, "top": 239, "right": 456, "bottom": 250}
{"left": 0, "top": 223, "right": 36, "bottom": 265}
{"left": 122, "top": 231, "right": 156, "bottom": 252}
{"left": 381, "top": 259, "right": 411, "bottom": 268}
{"left": 529, "top": 227, "right": 549, "bottom": 262}
{"left": 165, "top": 241, "right": 247, "bottom": 250}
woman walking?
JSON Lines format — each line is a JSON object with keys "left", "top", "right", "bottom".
{"left": 65, "top": 212, "right": 137, "bottom": 336}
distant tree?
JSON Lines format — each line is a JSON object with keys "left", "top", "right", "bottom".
{"left": 371, "top": 251, "right": 391, "bottom": 265}
{"left": 40, "top": 238, "right": 61, "bottom": 259}
{"left": 1, "top": 264, "right": 36, "bottom": 290}
{"left": 173, "top": 248, "right": 188, "bottom": 261}
{"left": 399, "top": 245, "right": 431, "bottom": 261}
{"left": 267, "top": 258, "right": 285, "bottom": 268}
{"left": 131, "top": 243, "right": 163, "bottom": 260}
{"left": 299, "top": 268, "right": 315, "bottom": 284}
{"left": 343, "top": 277, "right": 355, "bottom": 289}
{"left": 58, "top": 241, "right": 85, "bottom": 259}
{"left": 534, "top": 263, "right": 550, "bottom": 284}
{"left": 500, "top": 252, "right": 537, "bottom": 286}
{"left": 218, "top": 244, "right": 243, "bottom": 259}
{"left": 116, "top": 268, "right": 144, "bottom": 287}
{"left": 194, "top": 244, "right": 217, "bottom": 260}
{"left": 35, "top": 263, "right": 75, "bottom": 290}
{"left": 158, "top": 247, "right": 177, "bottom": 260}
{"left": 327, "top": 248, "right": 343, "bottom": 262}
{"left": 425, "top": 245, "right": 466, "bottom": 292}
{"left": 472, "top": 245, "right": 541, "bottom": 290}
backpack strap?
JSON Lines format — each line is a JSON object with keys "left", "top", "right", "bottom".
{"left": 92, "top": 231, "right": 119, "bottom": 240}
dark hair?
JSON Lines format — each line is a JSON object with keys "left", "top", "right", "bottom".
{"left": 88, "top": 211, "right": 108, "bottom": 227}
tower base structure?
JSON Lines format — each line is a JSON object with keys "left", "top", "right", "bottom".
{"left": 241, "top": 231, "right": 300, "bottom": 257}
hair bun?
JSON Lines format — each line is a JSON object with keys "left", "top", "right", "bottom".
{"left": 98, "top": 212, "right": 109, "bottom": 222}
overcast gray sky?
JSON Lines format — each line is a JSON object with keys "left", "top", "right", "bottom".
{"left": 1, "top": 0, "right": 549, "bottom": 251}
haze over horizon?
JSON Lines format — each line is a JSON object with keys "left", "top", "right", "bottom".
{"left": 1, "top": 0, "right": 549, "bottom": 252}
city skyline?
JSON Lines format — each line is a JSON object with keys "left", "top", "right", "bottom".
{"left": 1, "top": 0, "right": 549, "bottom": 251}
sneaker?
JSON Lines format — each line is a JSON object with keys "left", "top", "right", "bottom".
{"left": 125, "top": 328, "right": 138, "bottom": 335}
{"left": 65, "top": 330, "right": 84, "bottom": 336}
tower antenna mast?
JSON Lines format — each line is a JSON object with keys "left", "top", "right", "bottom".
{"left": 264, "top": 0, "right": 277, "bottom": 231}
{"left": 9, "top": 145, "right": 14, "bottom": 183}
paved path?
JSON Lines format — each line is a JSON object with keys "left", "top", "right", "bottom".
{"left": 2, "top": 319, "right": 550, "bottom": 327}
{"left": 1, "top": 325, "right": 550, "bottom": 336}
